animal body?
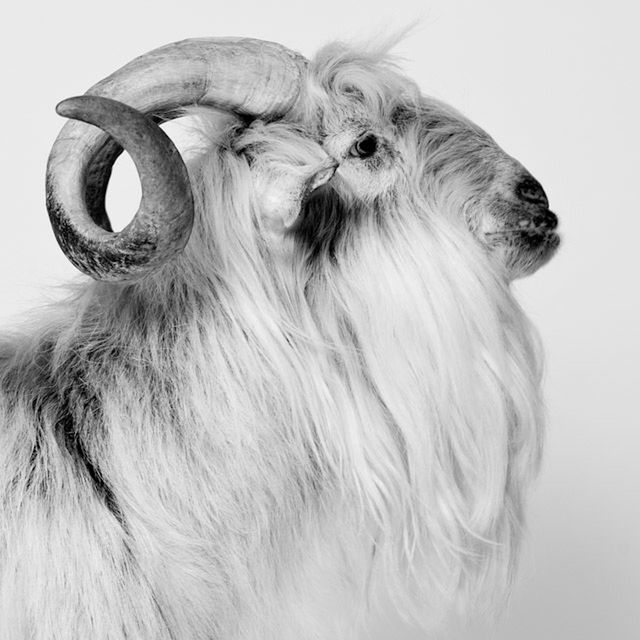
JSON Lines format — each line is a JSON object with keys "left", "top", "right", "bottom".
{"left": 0, "top": 37, "right": 559, "bottom": 639}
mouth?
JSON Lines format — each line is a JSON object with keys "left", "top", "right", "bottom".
{"left": 484, "top": 225, "right": 560, "bottom": 278}
{"left": 482, "top": 205, "right": 561, "bottom": 278}
{"left": 486, "top": 226, "right": 560, "bottom": 247}
{"left": 485, "top": 207, "right": 560, "bottom": 249}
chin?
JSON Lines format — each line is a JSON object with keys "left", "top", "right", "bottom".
{"left": 504, "top": 230, "right": 561, "bottom": 279}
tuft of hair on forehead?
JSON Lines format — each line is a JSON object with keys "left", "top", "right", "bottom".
{"left": 294, "top": 33, "right": 422, "bottom": 132}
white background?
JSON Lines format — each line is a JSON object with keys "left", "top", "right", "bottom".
{"left": 1, "top": 1, "right": 638, "bottom": 638}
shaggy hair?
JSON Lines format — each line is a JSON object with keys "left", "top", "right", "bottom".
{"left": 0, "top": 40, "right": 545, "bottom": 639}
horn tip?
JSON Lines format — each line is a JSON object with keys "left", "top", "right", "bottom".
{"left": 56, "top": 98, "right": 73, "bottom": 118}
{"left": 56, "top": 96, "right": 95, "bottom": 119}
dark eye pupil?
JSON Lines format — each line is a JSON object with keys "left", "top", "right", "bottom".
{"left": 354, "top": 134, "right": 378, "bottom": 158}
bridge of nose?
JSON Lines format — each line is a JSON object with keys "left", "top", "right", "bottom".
{"left": 516, "top": 176, "right": 549, "bottom": 208}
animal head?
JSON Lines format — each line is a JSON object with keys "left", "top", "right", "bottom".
{"left": 292, "top": 42, "right": 559, "bottom": 279}
{"left": 45, "top": 38, "right": 559, "bottom": 284}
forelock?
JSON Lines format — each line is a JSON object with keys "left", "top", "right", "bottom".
{"left": 301, "top": 39, "right": 421, "bottom": 132}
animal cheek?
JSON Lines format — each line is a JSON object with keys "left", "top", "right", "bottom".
{"left": 336, "top": 162, "right": 397, "bottom": 200}
{"left": 477, "top": 211, "right": 501, "bottom": 236}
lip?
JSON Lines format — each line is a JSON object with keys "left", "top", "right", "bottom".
{"left": 486, "top": 216, "right": 560, "bottom": 236}
{"left": 485, "top": 228, "right": 558, "bottom": 238}
{"left": 544, "top": 229, "right": 561, "bottom": 249}
{"left": 520, "top": 227, "right": 560, "bottom": 241}
{"left": 486, "top": 204, "right": 559, "bottom": 237}
{"left": 485, "top": 226, "right": 561, "bottom": 252}
{"left": 521, "top": 228, "right": 561, "bottom": 252}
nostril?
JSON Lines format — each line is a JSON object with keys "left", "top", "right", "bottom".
{"left": 543, "top": 210, "right": 558, "bottom": 230}
{"left": 516, "top": 176, "right": 549, "bottom": 207}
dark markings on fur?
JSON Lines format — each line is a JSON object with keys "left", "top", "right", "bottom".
{"left": 295, "top": 187, "right": 351, "bottom": 261}
{"left": 2, "top": 339, "right": 58, "bottom": 496}
{"left": 54, "top": 389, "right": 128, "bottom": 532}
{"left": 1, "top": 336, "right": 129, "bottom": 530}
{"left": 25, "top": 400, "right": 47, "bottom": 495}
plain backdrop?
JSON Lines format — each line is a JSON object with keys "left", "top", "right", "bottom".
{"left": 1, "top": 1, "right": 638, "bottom": 638}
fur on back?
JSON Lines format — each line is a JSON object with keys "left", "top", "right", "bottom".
{"left": 0, "top": 40, "right": 544, "bottom": 639}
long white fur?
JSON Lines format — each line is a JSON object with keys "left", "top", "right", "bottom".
{"left": 0, "top": 40, "right": 544, "bottom": 639}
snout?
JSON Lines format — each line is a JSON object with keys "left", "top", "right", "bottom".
{"left": 483, "top": 171, "right": 560, "bottom": 278}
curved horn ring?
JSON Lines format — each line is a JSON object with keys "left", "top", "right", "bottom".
{"left": 47, "top": 96, "right": 194, "bottom": 281}
{"left": 46, "top": 38, "right": 308, "bottom": 281}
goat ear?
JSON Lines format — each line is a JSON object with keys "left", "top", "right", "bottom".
{"left": 283, "top": 157, "right": 338, "bottom": 228}
{"left": 260, "top": 157, "right": 338, "bottom": 241}
{"left": 302, "top": 158, "right": 338, "bottom": 198}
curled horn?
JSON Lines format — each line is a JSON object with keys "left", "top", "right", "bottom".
{"left": 46, "top": 38, "right": 308, "bottom": 281}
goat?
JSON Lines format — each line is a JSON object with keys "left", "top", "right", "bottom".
{"left": 0, "top": 37, "right": 559, "bottom": 639}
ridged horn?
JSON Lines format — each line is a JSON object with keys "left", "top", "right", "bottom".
{"left": 46, "top": 38, "right": 308, "bottom": 281}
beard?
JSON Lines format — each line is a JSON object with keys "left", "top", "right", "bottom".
{"left": 295, "top": 184, "right": 544, "bottom": 619}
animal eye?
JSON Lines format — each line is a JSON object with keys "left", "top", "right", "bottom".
{"left": 350, "top": 134, "right": 378, "bottom": 159}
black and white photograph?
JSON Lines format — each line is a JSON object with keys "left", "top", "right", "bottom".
{"left": 0, "top": 1, "right": 637, "bottom": 638}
